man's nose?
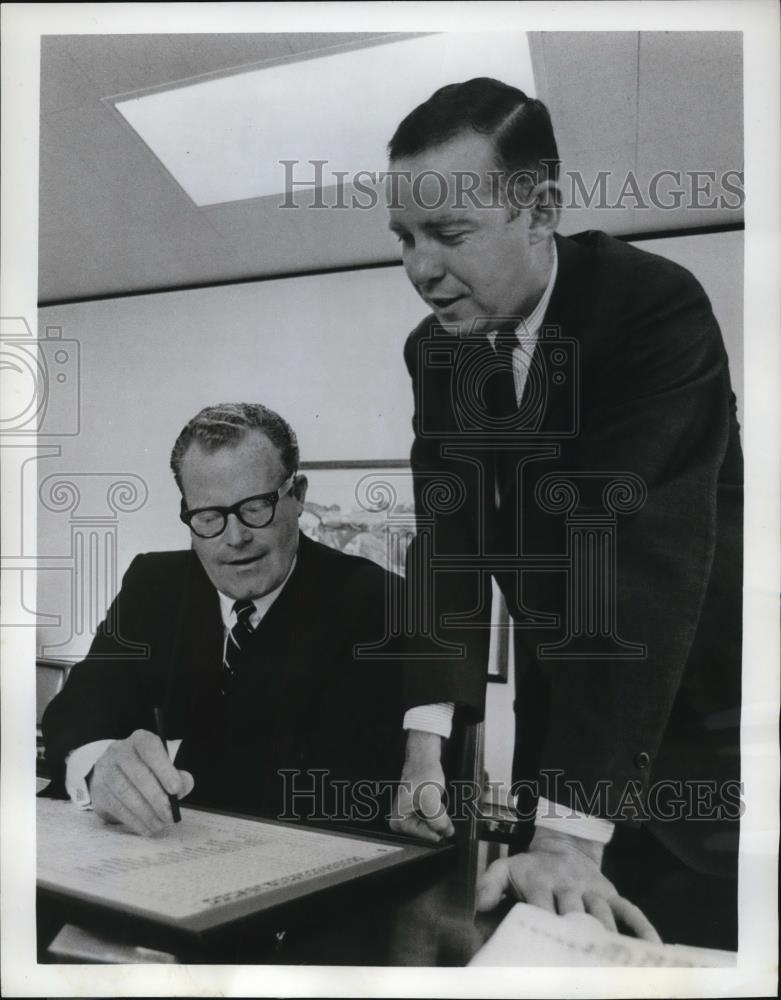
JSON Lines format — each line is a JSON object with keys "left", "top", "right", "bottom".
{"left": 405, "top": 243, "right": 445, "bottom": 287}
{"left": 223, "top": 512, "right": 253, "bottom": 545}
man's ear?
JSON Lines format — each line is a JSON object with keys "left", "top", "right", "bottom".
{"left": 528, "top": 180, "right": 561, "bottom": 244}
{"left": 293, "top": 473, "right": 308, "bottom": 513}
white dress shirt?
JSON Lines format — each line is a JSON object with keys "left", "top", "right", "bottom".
{"left": 64, "top": 557, "right": 297, "bottom": 808}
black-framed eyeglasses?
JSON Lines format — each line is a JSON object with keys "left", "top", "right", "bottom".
{"left": 180, "top": 472, "right": 298, "bottom": 539}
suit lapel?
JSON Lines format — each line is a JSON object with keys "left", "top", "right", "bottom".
{"left": 546, "top": 232, "right": 593, "bottom": 331}
{"left": 165, "top": 550, "right": 224, "bottom": 738}
{"left": 528, "top": 232, "right": 592, "bottom": 439}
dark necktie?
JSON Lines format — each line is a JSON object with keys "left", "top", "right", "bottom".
{"left": 221, "top": 599, "right": 256, "bottom": 694}
{"left": 485, "top": 331, "right": 519, "bottom": 420}
{"left": 483, "top": 332, "right": 519, "bottom": 501}
{"left": 472, "top": 332, "right": 518, "bottom": 422}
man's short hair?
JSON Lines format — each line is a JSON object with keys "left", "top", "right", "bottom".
{"left": 170, "top": 403, "right": 299, "bottom": 492}
{"left": 387, "top": 77, "right": 560, "bottom": 187}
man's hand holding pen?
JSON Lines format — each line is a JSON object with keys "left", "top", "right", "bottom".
{"left": 88, "top": 729, "right": 193, "bottom": 837}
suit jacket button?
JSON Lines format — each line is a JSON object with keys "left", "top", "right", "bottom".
{"left": 634, "top": 751, "right": 650, "bottom": 769}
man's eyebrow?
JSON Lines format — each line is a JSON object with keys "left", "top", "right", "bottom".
{"left": 424, "top": 215, "right": 476, "bottom": 228}
{"left": 388, "top": 215, "right": 476, "bottom": 232}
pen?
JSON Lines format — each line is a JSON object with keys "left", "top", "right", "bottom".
{"left": 153, "top": 706, "right": 181, "bottom": 823}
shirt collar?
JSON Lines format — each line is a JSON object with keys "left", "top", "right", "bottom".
{"left": 217, "top": 554, "right": 298, "bottom": 629}
{"left": 487, "top": 241, "right": 558, "bottom": 348}
{"left": 521, "top": 240, "right": 558, "bottom": 338}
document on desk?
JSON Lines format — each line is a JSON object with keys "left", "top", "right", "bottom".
{"left": 37, "top": 798, "right": 436, "bottom": 933}
{"left": 469, "top": 903, "right": 737, "bottom": 967}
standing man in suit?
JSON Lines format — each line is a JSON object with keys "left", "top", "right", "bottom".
{"left": 386, "top": 79, "right": 742, "bottom": 948}
{"left": 42, "top": 402, "right": 404, "bottom": 835}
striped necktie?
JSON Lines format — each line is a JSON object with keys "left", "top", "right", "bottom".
{"left": 221, "top": 599, "right": 256, "bottom": 694}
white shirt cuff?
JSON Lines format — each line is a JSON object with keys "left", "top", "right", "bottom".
{"left": 534, "top": 795, "right": 615, "bottom": 844}
{"left": 65, "top": 740, "right": 115, "bottom": 808}
{"left": 64, "top": 738, "right": 183, "bottom": 809}
{"left": 403, "top": 703, "right": 455, "bottom": 740}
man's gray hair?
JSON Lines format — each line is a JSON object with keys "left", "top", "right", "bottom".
{"left": 170, "top": 402, "right": 299, "bottom": 493}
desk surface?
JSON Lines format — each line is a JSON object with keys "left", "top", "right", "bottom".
{"left": 260, "top": 828, "right": 502, "bottom": 967}
{"left": 37, "top": 719, "right": 503, "bottom": 965}
{"left": 37, "top": 805, "right": 505, "bottom": 966}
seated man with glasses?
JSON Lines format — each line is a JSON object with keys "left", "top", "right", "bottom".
{"left": 42, "top": 402, "right": 404, "bottom": 836}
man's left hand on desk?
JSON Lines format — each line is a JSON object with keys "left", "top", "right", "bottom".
{"left": 390, "top": 730, "right": 455, "bottom": 843}
{"left": 476, "top": 826, "right": 661, "bottom": 943}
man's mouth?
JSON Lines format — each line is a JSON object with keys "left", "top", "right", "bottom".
{"left": 227, "top": 554, "right": 264, "bottom": 567}
{"left": 429, "top": 295, "right": 464, "bottom": 309}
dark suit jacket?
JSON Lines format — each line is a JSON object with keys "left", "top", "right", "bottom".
{"left": 403, "top": 230, "right": 742, "bottom": 875}
{"left": 42, "top": 533, "right": 405, "bottom": 828}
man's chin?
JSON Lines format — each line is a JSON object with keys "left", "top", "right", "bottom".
{"left": 218, "top": 571, "right": 280, "bottom": 602}
{"left": 432, "top": 310, "right": 493, "bottom": 339}
{"left": 238, "top": 583, "right": 271, "bottom": 601}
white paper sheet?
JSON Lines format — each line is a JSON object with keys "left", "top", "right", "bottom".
{"left": 469, "top": 903, "right": 737, "bottom": 968}
{"left": 37, "top": 798, "right": 401, "bottom": 923}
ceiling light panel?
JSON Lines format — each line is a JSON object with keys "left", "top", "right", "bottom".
{"left": 113, "top": 33, "right": 535, "bottom": 207}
